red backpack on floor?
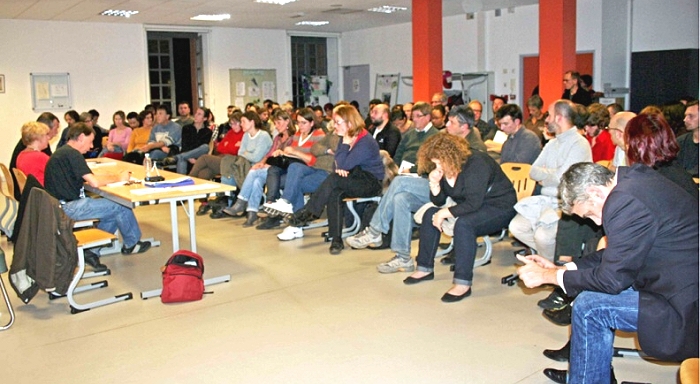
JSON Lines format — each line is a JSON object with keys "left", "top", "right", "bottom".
{"left": 161, "top": 250, "right": 205, "bottom": 303}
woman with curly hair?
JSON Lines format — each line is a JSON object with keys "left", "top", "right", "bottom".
{"left": 583, "top": 103, "right": 614, "bottom": 162}
{"left": 625, "top": 113, "right": 698, "bottom": 198}
{"left": 403, "top": 133, "right": 517, "bottom": 302}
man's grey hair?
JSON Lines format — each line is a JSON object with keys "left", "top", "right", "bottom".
{"left": 447, "top": 105, "right": 475, "bottom": 128}
{"left": 559, "top": 162, "right": 614, "bottom": 214}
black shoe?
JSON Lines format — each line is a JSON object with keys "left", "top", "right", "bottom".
{"left": 543, "top": 340, "right": 570, "bottom": 362}
{"left": 440, "top": 251, "right": 455, "bottom": 265}
{"left": 403, "top": 272, "right": 434, "bottom": 285}
{"left": 441, "top": 288, "right": 472, "bottom": 303}
{"left": 329, "top": 239, "right": 344, "bottom": 255}
{"left": 287, "top": 209, "right": 317, "bottom": 227}
{"left": 121, "top": 241, "right": 151, "bottom": 255}
{"left": 196, "top": 203, "right": 211, "bottom": 216}
{"left": 84, "top": 250, "right": 108, "bottom": 272}
{"left": 256, "top": 216, "right": 282, "bottom": 230}
{"left": 543, "top": 366, "right": 616, "bottom": 384}
{"left": 543, "top": 304, "right": 572, "bottom": 326}
{"left": 223, "top": 199, "right": 247, "bottom": 217}
{"left": 543, "top": 368, "right": 567, "bottom": 384}
{"left": 161, "top": 156, "right": 177, "bottom": 166}
{"left": 242, "top": 211, "right": 258, "bottom": 227}
{"left": 538, "top": 287, "right": 570, "bottom": 310}
{"left": 514, "top": 248, "right": 533, "bottom": 258}
{"left": 209, "top": 207, "right": 227, "bottom": 219}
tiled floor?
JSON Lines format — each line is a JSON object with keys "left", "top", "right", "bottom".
{"left": 0, "top": 204, "right": 680, "bottom": 383}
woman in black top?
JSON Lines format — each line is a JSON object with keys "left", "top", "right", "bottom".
{"left": 404, "top": 134, "right": 517, "bottom": 302}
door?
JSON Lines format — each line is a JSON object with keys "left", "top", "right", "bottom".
{"left": 343, "top": 64, "right": 370, "bottom": 116}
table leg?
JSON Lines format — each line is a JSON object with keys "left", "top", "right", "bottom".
{"left": 187, "top": 197, "right": 197, "bottom": 252}
{"left": 170, "top": 201, "right": 179, "bottom": 252}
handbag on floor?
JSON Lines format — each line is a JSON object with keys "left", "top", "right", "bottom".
{"left": 161, "top": 250, "right": 205, "bottom": 303}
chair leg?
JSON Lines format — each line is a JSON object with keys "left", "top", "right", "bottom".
{"left": 65, "top": 246, "right": 133, "bottom": 314}
{"left": 0, "top": 274, "right": 16, "bottom": 330}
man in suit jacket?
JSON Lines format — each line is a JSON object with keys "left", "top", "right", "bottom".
{"left": 367, "top": 103, "right": 401, "bottom": 158}
{"left": 517, "top": 163, "right": 699, "bottom": 383}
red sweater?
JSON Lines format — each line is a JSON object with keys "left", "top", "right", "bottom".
{"left": 586, "top": 129, "right": 615, "bottom": 162}
{"left": 216, "top": 129, "right": 244, "bottom": 156}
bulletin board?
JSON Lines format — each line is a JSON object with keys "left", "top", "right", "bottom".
{"left": 31, "top": 73, "right": 72, "bottom": 111}
{"left": 229, "top": 69, "right": 276, "bottom": 109}
{"left": 374, "top": 73, "right": 400, "bottom": 105}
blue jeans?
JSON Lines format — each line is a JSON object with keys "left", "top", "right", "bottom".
{"left": 237, "top": 167, "right": 268, "bottom": 212}
{"left": 369, "top": 176, "right": 429, "bottom": 258}
{"left": 62, "top": 197, "right": 143, "bottom": 250}
{"left": 569, "top": 289, "right": 639, "bottom": 384}
{"left": 282, "top": 163, "right": 329, "bottom": 212}
{"left": 175, "top": 144, "right": 209, "bottom": 174}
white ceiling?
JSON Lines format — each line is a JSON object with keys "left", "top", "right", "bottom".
{"left": 0, "top": 0, "right": 538, "bottom": 33}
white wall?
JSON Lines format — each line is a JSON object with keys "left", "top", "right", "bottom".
{"left": 0, "top": 19, "right": 148, "bottom": 158}
{"left": 0, "top": 20, "right": 293, "bottom": 161}
{"left": 631, "top": 0, "right": 699, "bottom": 51}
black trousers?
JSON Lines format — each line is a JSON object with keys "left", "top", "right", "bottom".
{"left": 554, "top": 213, "right": 602, "bottom": 262}
{"left": 306, "top": 168, "right": 382, "bottom": 240}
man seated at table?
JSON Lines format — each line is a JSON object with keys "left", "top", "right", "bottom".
{"left": 45, "top": 123, "right": 152, "bottom": 271}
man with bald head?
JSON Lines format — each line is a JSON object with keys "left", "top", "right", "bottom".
{"left": 368, "top": 103, "right": 401, "bottom": 158}
{"left": 608, "top": 111, "right": 637, "bottom": 170}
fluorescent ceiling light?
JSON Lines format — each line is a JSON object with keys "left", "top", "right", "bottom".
{"left": 367, "top": 5, "right": 408, "bottom": 14}
{"left": 100, "top": 9, "right": 139, "bottom": 18}
{"left": 190, "top": 14, "right": 231, "bottom": 21}
{"left": 256, "top": 0, "right": 297, "bottom": 5}
{"left": 295, "top": 21, "right": 329, "bottom": 26}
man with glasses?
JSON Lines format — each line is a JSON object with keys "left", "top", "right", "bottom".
{"left": 469, "top": 100, "right": 490, "bottom": 140}
{"left": 562, "top": 70, "right": 592, "bottom": 106}
{"left": 607, "top": 111, "right": 636, "bottom": 171}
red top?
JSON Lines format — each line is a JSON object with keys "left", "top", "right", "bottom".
{"left": 17, "top": 150, "right": 50, "bottom": 185}
{"left": 216, "top": 129, "right": 244, "bottom": 156}
{"left": 586, "top": 129, "right": 615, "bottom": 163}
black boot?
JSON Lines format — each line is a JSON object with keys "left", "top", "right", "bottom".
{"left": 242, "top": 211, "right": 258, "bottom": 227}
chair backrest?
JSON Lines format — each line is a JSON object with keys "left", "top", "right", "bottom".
{"left": 0, "top": 163, "right": 14, "bottom": 200}
{"left": 12, "top": 168, "right": 27, "bottom": 195}
{"left": 500, "top": 162, "right": 536, "bottom": 201}
{"left": 595, "top": 159, "right": 611, "bottom": 169}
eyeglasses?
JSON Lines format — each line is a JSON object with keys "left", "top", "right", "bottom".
{"left": 333, "top": 119, "right": 345, "bottom": 126}
{"left": 412, "top": 113, "right": 426, "bottom": 119}
{"left": 471, "top": 109, "right": 482, "bottom": 113}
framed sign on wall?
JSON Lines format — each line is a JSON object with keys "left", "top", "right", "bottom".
{"left": 30, "top": 72, "right": 72, "bottom": 111}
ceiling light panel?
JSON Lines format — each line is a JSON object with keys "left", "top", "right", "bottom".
{"left": 367, "top": 5, "right": 408, "bottom": 14}
{"left": 295, "top": 21, "right": 329, "bottom": 26}
{"left": 256, "top": 0, "right": 297, "bottom": 5}
{"left": 100, "top": 9, "right": 139, "bottom": 18}
{"left": 190, "top": 14, "right": 231, "bottom": 21}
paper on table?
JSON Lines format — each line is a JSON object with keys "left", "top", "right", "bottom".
{"left": 492, "top": 130, "right": 508, "bottom": 144}
{"left": 398, "top": 160, "right": 414, "bottom": 173}
{"left": 87, "top": 162, "right": 117, "bottom": 169}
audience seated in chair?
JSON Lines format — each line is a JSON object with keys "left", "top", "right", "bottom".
{"left": 403, "top": 134, "right": 516, "bottom": 302}
{"left": 161, "top": 107, "right": 213, "bottom": 174}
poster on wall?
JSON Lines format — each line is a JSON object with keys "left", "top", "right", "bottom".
{"left": 229, "top": 69, "right": 276, "bottom": 109}
{"left": 31, "top": 73, "right": 72, "bottom": 111}
{"left": 374, "top": 73, "right": 400, "bottom": 105}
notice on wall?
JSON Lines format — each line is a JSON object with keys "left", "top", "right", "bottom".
{"left": 229, "top": 69, "right": 276, "bottom": 109}
{"left": 31, "top": 73, "right": 72, "bottom": 111}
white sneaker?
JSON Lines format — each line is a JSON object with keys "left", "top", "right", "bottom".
{"left": 377, "top": 255, "right": 415, "bottom": 274}
{"left": 277, "top": 226, "right": 304, "bottom": 241}
{"left": 346, "top": 227, "right": 383, "bottom": 249}
{"left": 263, "top": 199, "right": 294, "bottom": 216}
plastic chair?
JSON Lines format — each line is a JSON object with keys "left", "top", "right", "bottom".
{"left": 0, "top": 163, "right": 18, "bottom": 237}
{"left": 0, "top": 247, "right": 15, "bottom": 330}
{"left": 500, "top": 162, "right": 536, "bottom": 201}
{"left": 12, "top": 168, "right": 27, "bottom": 195}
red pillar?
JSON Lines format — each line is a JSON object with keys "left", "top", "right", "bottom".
{"left": 412, "top": 0, "right": 442, "bottom": 103}
{"left": 539, "top": 0, "right": 577, "bottom": 108}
